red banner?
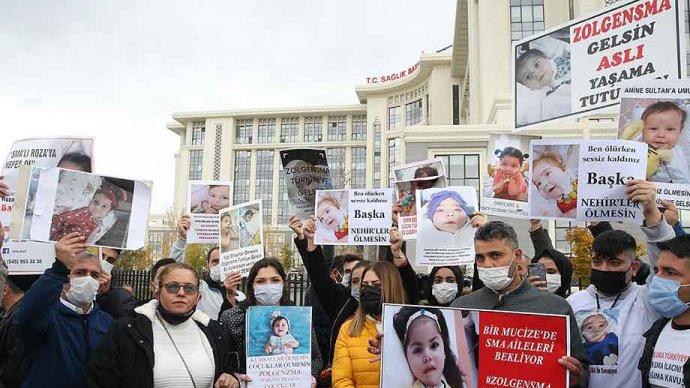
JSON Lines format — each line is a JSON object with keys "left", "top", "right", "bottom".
{"left": 478, "top": 311, "right": 568, "bottom": 388}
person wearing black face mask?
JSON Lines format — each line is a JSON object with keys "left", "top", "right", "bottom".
{"left": 86, "top": 263, "right": 240, "bottom": 388}
{"left": 566, "top": 179, "right": 676, "bottom": 388}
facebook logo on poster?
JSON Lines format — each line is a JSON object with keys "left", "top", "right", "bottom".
{"left": 2, "top": 248, "right": 9, "bottom": 254}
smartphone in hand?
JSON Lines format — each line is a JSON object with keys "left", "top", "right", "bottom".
{"left": 528, "top": 262, "right": 546, "bottom": 282}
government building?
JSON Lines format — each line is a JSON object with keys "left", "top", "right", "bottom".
{"left": 157, "top": 0, "right": 690, "bottom": 268}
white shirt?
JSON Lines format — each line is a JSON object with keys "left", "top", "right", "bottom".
{"left": 151, "top": 310, "right": 215, "bottom": 388}
{"left": 649, "top": 321, "right": 690, "bottom": 388}
{"left": 567, "top": 283, "right": 660, "bottom": 388}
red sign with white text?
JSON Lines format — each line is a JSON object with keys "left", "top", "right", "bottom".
{"left": 478, "top": 311, "right": 569, "bottom": 388}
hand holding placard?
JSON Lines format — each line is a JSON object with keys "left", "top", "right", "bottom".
{"left": 55, "top": 232, "right": 88, "bottom": 269}
{"left": 625, "top": 179, "right": 662, "bottom": 225}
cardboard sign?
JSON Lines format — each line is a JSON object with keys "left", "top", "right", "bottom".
{"left": 187, "top": 180, "right": 232, "bottom": 244}
{"left": 513, "top": 0, "right": 686, "bottom": 129}
{"left": 219, "top": 200, "right": 264, "bottom": 277}
{"left": 280, "top": 149, "right": 332, "bottom": 220}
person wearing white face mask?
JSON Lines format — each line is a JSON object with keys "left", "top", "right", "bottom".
{"left": 171, "top": 216, "right": 246, "bottom": 320}
{"left": 528, "top": 219, "right": 574, "bottom": 298}
{"left": 13, "top": 232, "right": 114, "bottom": 388}
{"left": 449, "top": 221, "right": 590, "bottom": 387}
{"left": 94, "top": 247, "right": 139, "bottom": 319}
{"left": 639, "top": 235, "right": 690, "bottom": 387}
{"left": 428, "top": 266, "right": 464, "bottom": 306}
{"left": 219, "top": 258, "right": 323, "bottom": 387}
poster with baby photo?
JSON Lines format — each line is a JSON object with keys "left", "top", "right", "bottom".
{"left": 513, "top": 0, "right": 686, "bottom": 129}
{"left": 393, "top": 159, "right": 447, "bottom": 240}
{"left": 246, "top": 306, "right": 312, "bottom": 388}
{"left": 574, "top": 308, "right": 620, "bottom": 377}
{"left": 280, "top": 148, "right": 332, "bottom": 220}
{"left": 529, "top": 139, "right": 647, "bottom": 222}
{"left": 187, "top": 180, "right": 232, "bottom": 244}
{"left": 29, "top": 168, "right": 151, "bottom": 250}
{"left": 415, "top": 187, "right": 478, "bottom": 267}
{"left": 380, "top": 304, "right": 476, "bottom": 388}
{"left": 313, "top": 189, "right": 394, "bottom": 245}
{"left": 618, "top": 79, "right": 690, "bottom": 209}
{"left": 481, "top": 133, "right": 539, "bottom": 219}
{"left": 218, "top": 200, "right": 264, "bottom": 277}
{"left": 0, "top": 138, "right": 93, "bottom": 274}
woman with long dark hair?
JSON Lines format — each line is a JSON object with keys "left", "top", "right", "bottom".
{"left": 219, "top": 258, "right": 323, "bottom": 386}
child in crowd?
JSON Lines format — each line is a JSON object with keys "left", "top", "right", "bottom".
{"left": 50, "top": 185, "right": 123, "bottom": 244}
{"left": 492, "top": 147, "right": 528, "bottom": 201}
{"left": 265, "top": 312, "right": 299, "bottom": 355}
{"left": 191, "top": 185, "right": 230, "bottom": 214}
{"left": 531, "top": 149, "right": 577, "bottom": 218}
{"left": 392, "top": 307, "right": 464, "bottom": 388}
{"left": 315, "top": 192, "right": 348, "bottom": 243}
{"left": 640, "top": 101, "right": 690, "bottom": 183}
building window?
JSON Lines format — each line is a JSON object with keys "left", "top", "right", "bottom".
{"left": 352, "top": 115, "right": 367, "bottom": 141}
{"left": 434, "top": 153, "right": 481, "bottom": 197}
{"left": 452, "top": 86, "right": 459, "bottom": 125}
{"left": 280, "top": 118, "right": 298, "bottom": 143}
{"left": 258, "top": 118, "right": 276, "bottom": 144}
{"left": 304, "top": 117, "right": 322, "bottom": 142}
{"left": 373, "top": 121, "right": 382, "bottom": 188}
{"left": 510, "top": 0, "right": 545, "bottom": 41}
{"left": 191, "top": 121, "right": 205, "bottom": 146}
{"left": 149, "top": 233, "right": 163, "bottom": 259}
{"left": 388, "top": 138, "right": 401, "bottom": 187}
{"left": 351, "top": 147, "right": 366, "bottom": 188}
{"left": 405, "top": 100, "right": 422, "bottom": 127}
{"left": 555, "top": 221, "right": 573, "bottom": 255}
{"left": 278, "top": 170, "right": 290, "bottom": 224}
{"left": 233, "top": 151, "right": 251, "bottom": 203}
{"left": 255, "top": 150, "right": 274, "bottom": 224}
{"left": 388, "top": 106, "right": 402, "bottom": 130}
{"left": 327, "top": 148, "right": 346, "bottom": 189}
{"left": 235, "top": 120, "right": 253, "bottom": 144}
{"left": 188, "top": 150, "right": 203, "bottom": 180}
{"left": 328, "top": 115, "right": 347, "bottom": 141}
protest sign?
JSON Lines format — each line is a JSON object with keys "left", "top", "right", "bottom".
{"left": 393, "top": 159, "right": 447, "bottom": 240}
{"left": 219, "top": 200, "right": 263, "bottom": 277}
{"left": 1, "top": 138, "right": 93, "bottom": 274}
{"left": 481, "top": 134, "right": 539, "bottom": 218}
{"left": 415, "top": 186, "right": 477, "bottom": 267}
{"left": 29, "top": 168, "right": 152, "bottom": 250}
{"left": 529, "top": 139, "right": 647, "bottom": 222}
{"left": 477, "top": 310, "right": 570, "bottom": 388}
{"left": 513, "top": 0, "right": 686, "bottom": 129}
{"left": 187, "top": 180, "right": 232, "bottom": 244}
{"left": 618, "top": 79, "right": 690, "bottom": 209}
{"left": 381, "top": 304, "right": 476, "bottom": 388}
{"left": 314, "top": 189, "right": 393, "bottom": 245}
{"left": 280, "top": 149, "right": 332, "bottom": 220}
{"left": 246, "top": 306, "right": 312, "bottom": 388}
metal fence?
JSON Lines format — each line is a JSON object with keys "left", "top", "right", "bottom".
{"left": 112, "top": 269, "right": 312, "bottom": 305}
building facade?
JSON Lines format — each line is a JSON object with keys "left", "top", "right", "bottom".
{"left": 165, "top": 0, "right": 690, "bottom": 267}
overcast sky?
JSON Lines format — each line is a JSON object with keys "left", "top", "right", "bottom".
{"left": 0, "top": 0, "right": 456, "bottom": 213}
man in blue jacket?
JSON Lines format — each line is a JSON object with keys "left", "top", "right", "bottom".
{"left": 14, "top": 232, "right": 114, "bottom": 388}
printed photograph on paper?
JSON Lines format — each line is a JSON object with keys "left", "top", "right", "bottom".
{"left": 529, "top": 142, "right": 580, "bottom": 220}
{"left": 314, "top": 189, "right": 349, "bottom": 245}
{"left": 187, "top": 181, "right": 232, "bottom": 244}
{"left": 218, "top": 200, "right": 264, "bottom": 277}
{"left": 280, "top": 149, "right": 332, "bottom": 220}
{"left": 393, "top": 158, "right": 446, "bottom": 183}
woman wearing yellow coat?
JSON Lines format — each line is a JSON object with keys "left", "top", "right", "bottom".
{"left": 332, "top": 261, "right": 407, "bottom": 388}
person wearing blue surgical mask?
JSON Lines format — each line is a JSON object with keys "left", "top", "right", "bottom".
{"left": 219, "top": 258, "right": 323, "bottom": 387}
{"left": 639, "top": 235, "right": 690, "bottom": 387}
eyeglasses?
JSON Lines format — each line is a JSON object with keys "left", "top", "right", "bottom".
{"left": 162, "top": 282, "right": 199, "bottom": 295}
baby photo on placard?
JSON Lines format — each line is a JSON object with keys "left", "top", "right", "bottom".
{"left": 415, "top": 186, "right": 478, "bottom": 267}
{"left": 314, "top": 189, "right": 349, "bottom": 245}
{"left": 187, "top": 181, "right": 232, "bottom": 244}
{"left": 529, "top": 141, "right": 579, "bottom": 220}
{"left": 219, "top": 200, "right": 263, "bottom": 277}
{"left": 619, "top": 80, "right": 690, "bottom": 209}
{"left": 482, "top": 133, "right": 539, "bottom": 218}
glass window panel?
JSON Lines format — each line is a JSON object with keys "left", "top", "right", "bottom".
{"left": 521, "top": 6, "right": 533, "bottom": 22}
{"left": 511, "top": 7, "right": 521, "bottom": 21}
{"left": 533, "top": 5, "right": 544, "bottom": 21}
{"left": 465, "top": 155, "right": 479, "bottom": 178}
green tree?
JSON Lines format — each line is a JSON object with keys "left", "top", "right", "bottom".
{"left": 115, "top": 247, "right": 153, "bottom": 270}
{"left": 279, "top": 245, "right": 293, "bottom": 272}
{"left": 185, "top": 243, "right": 213, "bottom": 273}
{"left": 565, "top": 227, "right": 594, "bottom": 287}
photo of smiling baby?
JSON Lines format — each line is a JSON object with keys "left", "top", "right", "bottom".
{"left": 314, "top": 189, "right": 349, "bottom": 244}
{"left": 529, "top": 142, "right": 579, "bottom": 220}
{"left": 416, "top": 187, "right": 479, "bottom": 266}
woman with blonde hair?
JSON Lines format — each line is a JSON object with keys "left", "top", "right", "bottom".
{"left": 332, "top": 261, "right": 407, "bottom": 388}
